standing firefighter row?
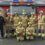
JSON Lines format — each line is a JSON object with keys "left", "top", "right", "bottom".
{"left": 4, "top": 11, "right": 45, "bottom": 41}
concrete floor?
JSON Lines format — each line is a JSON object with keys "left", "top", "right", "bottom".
{"left": 0, "top": 38, "right": 45, "bottom": 45}
{"left": 0, "top": 31, "right": 45, "bottom": 45}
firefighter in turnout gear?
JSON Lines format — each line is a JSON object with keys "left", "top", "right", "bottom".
{"left": 38, "top": 10, "right": 44, "bottom": 30}
{"left": 28, "top": 13, "right": 36, "bottom": 24}
{"left": 4, "top": 14, "right": 8, "bottom": 37}
{"left": 13, "top": 13, "right": 22, "bottom": 36}
{"left": 26, "top": 22, "right": 35, "bottom": 40}
{"left": 27, "top": 13, "right": 37, "bottom": 40}
{"left": 41, "top": 15, "right": 45, "bottom": 38}
{"left": 20, "top": 15, "right": 28, "bottom": 29}
{"left": 38, "top": 10, "right": 45, "bottom": 38}
{"left": 13, "top": 13, "right": 21, "bottom": 28}
{"left": 16, "top": 22, "right": 25, "bottom": 41}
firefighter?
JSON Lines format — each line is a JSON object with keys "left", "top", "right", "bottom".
{"left": 38, "top": 10, "right": 45, "bottom": 38}
{"left": 28, "top": 13, "right": 37, "bottom": 33}
{"left": 4, "top": 14, "right": 8, "bottom": 37}
{"left": 38, "top": 10, "right": 43, "bottom": 30}
{"left": 26, "top": 21, "right": 36, "bottom": 40}
{"left": 26, "top": 24, "right": 31, "bottom": 40}
{"left": 4, "top": 14, "right": 12, "bottom": 37}
{"left": 13, "top": 13, "right": 21, "bottom": 28}
{"left": 41, "top": 15, "right": 45, "bottom": 38}
{"left": 28, "top": 12, "right": 36, "bottom": 23}
{"left": 41, "top": 13, "right": 45, "bottom": 39}
{"left": 13, "top": 14, "right": 22, "bottom": 36}
{"left": 16, "top": 22, "right": 25, "bottom": 41}
{"left": 20, "top": 15, "right": 28, "bottom": 29}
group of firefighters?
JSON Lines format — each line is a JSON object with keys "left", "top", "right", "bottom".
{"left": 2, "top": 10, "right": 45, "bottom": 41}
{"left": 0, "top": 10, "right": 45, "bottom": 41}
{"left": 4, "top": 12, "right": 37, "bottom": 40}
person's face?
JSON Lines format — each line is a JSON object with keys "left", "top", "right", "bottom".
{"left": 39, "top": 12, "right": 43, "bottom": 15}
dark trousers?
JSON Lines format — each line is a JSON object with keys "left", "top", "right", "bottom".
{"left": 0, "top": 25, "right": 4, "bottom": 37}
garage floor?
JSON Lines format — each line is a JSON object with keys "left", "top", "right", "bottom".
{"left": 0, "top": 31, "right": 45, "bottom": 45}
{"left": 0, "top": 38, "right": 45, "bottom": 45}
